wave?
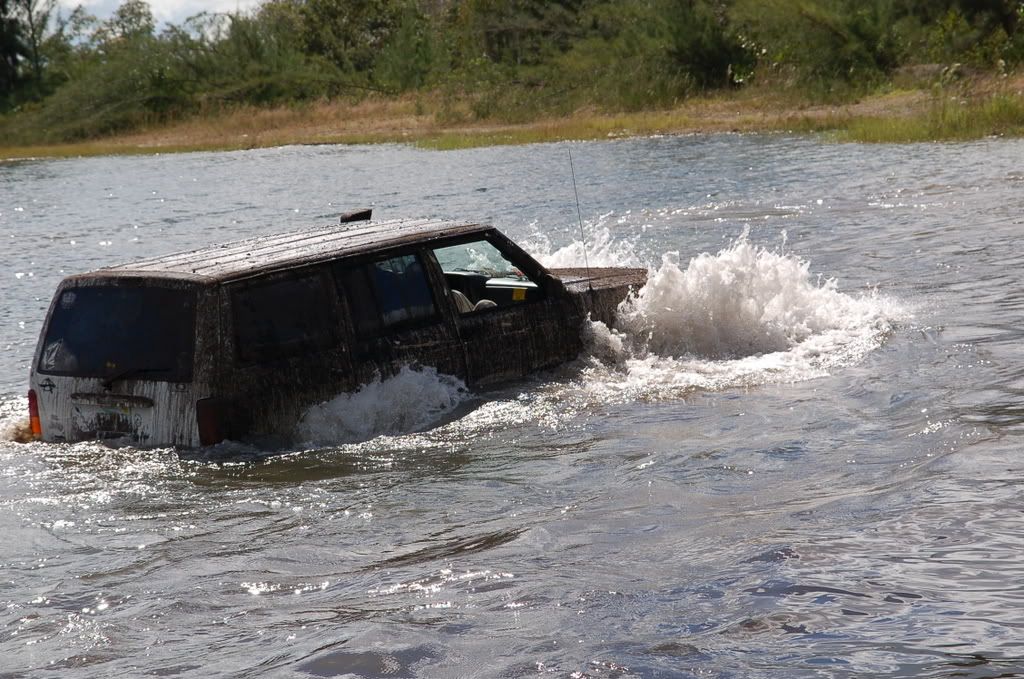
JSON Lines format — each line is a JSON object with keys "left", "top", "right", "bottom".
{"left": 579, "top": 232, "right": 907, "bottom": 398}
{"left": 295, "top": 365, "right": 470, "bottom": 446}
{"left": 0, "top": 396, "right": 33, "bottom": 443}
{"left": 528, "top": 214, "right": 648, "bottom": 269}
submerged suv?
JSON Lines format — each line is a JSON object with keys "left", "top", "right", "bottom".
{"left": 28, "top": 218, "right": 645, "bottom": 447}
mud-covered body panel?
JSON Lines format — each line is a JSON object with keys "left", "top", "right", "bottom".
{"left": 551, "top": 267, "right": 648, "bottom": 327}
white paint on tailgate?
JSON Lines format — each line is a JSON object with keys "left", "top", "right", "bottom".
{"left": 31, "top": 374, "right": 204, "bottom": 447}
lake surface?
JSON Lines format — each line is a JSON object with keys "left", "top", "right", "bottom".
{"left": 1, "top": 135, "right": 1023, "bottom": 678}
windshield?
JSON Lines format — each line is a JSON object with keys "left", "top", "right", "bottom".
{"left": 38, "top": 284, "right": 197, "bottom": 382}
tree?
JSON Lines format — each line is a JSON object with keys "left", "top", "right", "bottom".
{"left": 661, "top": 0, "right": 753, "bottom": 89}
{"left": 43, "top": 5, "right": 100, "bottom": 81}
{"left": 299, "top": 0, "right": 408, "bottom": 75}
{"left": 12, "top": 0, "right": 55, "bottom": 81}
{"left": 456, "top": 0, "right": 585, "bottom": 67}
{"left": 96, "top": 0, "right": 154, "bottom": 45}
{"left": 371, "top": 2, "right": 439, "bottom": 90}
{"left": 0, "top": 0, "right": 28, "bottom": 97}
{"left": 729, "top": 0, "right": 903, "bottom": 91}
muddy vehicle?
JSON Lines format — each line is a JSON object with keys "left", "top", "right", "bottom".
{"left": 27, "top": 218, "right": 646, "bottom": 447}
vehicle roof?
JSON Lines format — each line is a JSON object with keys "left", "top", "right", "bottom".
{"left": 98, "top": 219, "right": 491, "bottom": 283}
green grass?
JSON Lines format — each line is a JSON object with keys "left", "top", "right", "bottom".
{"left": 415, "top": 122, "right": 627, "bottom": 150}
{"left": 414, "top": 111, "right": 714, "bottom": 150}
{"left": 840, "top": 92, "right": 1024, "bottom": 143}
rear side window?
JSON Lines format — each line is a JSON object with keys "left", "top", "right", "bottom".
{"left": 38, "top": 284, "right": 196, "bottom": 381}
{"left": 337, "top": 254, "right": 437, "bottom": 337}
{"left": 232, "top": 271, "right": 338, "bottom": 364}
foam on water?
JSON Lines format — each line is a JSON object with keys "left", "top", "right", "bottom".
{"left": 0, "top": 395, "right": 31, "bottom": 443}
{"left": 295, "top": 365, "right": 470, "bottom": 446}
{"left": 578, "top": 233, "right": 908, "bottom": 399}
{"left": 529, "top": 218, "right": 648, "bottom": 270}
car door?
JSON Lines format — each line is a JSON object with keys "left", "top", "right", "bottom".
{"left": 429, "top": 236, "right": 578, "bottom": 388}
{"left": 334, "top": 251, "right": 467, "bottom": 386}
{"left": 224, "top": 265, "right": 354, "bottom": 440}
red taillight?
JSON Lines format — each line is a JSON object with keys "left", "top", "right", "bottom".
{"left": 27, "top": 389, "right": 42, "bottom": 439}
{"left": 196, "top": 398, "right": 225, "bottom": 446}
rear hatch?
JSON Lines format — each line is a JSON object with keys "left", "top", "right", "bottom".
{"left": 32, "top": 280, "right": 198, "bottom": 445}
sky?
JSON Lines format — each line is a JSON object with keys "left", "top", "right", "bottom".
{"left": 57, "top": 0, "right": 264, "bottom": 26}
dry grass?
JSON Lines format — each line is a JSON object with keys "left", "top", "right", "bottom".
{"left": 3, "top": 74, "right": 1024, "bottom": 160}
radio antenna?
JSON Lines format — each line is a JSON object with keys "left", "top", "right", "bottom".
{"left": 568, "top": 147, "right": 593, "bottom": 290}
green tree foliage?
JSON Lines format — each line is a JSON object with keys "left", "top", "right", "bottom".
{"left": 729, "top": 0, "right": 902, "bottom": 92}
{"left": 455, "top": 0, "right": 584, "bottom": 67}
{"left": 662, "top": 0, "right": 753, "bottom": 90}
{"left": 0, "top": 0, "right": 28, "bottom": 99}
{"left": 547, "top": 0, "right": 752, "bottom": 111}
{"left": 731, "top": 0, "right": 1023, "bottom": 92}
{"left": 28, "top": 0, "right": 173, "bottom": 138}
{"left": 2, "top": 0, "right": 1023, "bottom": 140}
{"left": 916, "top": 2, "right": 1024, "bottom": 67}
{"left": 40, "top": 7, "right": 99, "bottom": 91}
{"left": 163, "top": 8, "right": 331, "bottom": 105}
{"left": 299, "top": 0, "right": 408, "bottom": 78}
{"left": 373, "top": 3, "right": 440, "bottom": 91}
{"left": 12, "top": 0, "right": 56, "bottom": 82}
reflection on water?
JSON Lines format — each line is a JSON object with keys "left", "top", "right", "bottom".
{"left": 300, "top": 647, "right": 440, "bottom": 678}
{"left": 2, "top": 135, "right": 1024, "bottom": 677}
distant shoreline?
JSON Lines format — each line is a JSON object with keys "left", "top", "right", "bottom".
{"left": 3, "top": 74, "right": 1022, "bottom": 160}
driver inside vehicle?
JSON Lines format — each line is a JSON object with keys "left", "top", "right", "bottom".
{"left": 433, "top": 239, "right": 540, "bottom": 314}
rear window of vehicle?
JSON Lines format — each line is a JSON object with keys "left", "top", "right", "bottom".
{"left": 231, "top": 270, "right": 339, "bottom": 364}
{"left": 38, "top": 284, "right": 197, "bottom": 382}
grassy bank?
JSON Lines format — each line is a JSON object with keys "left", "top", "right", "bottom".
{"left": 3, "top": 75, "right": 1024, "bottom": 160}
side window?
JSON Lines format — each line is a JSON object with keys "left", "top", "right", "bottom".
{"left": 432, "top": 239, "right": 542, "bottom": 313}
{"left": 231, "top": 270, "right": 338, "bottom": 364}
{"left": 339, "top": 266, "right": 382, "bottom": 337}
{"left": 337, "top": 253, "right": 438, "bottom": 337}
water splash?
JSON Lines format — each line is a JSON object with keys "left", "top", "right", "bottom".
{"left": 0, "top": 395, "right": 32, "bottom": 443}
{"left": 579, "top": 234, "right": 907, "bottom": 399}
{"left": 619, "top": 237, "right": 895, "bottom": 359}
{"left": 529, "top": 220, "right": 647, "bottom": 269}
{"left": 296, "top": 365, "right": 470, "bottom": 446}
